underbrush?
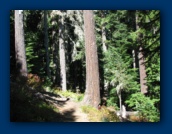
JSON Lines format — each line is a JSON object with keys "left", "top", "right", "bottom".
{"left": 53, "top": 90, "right": 84, "bottom": 102}
{"left": 81, "top": 105, "right": 120, "bottom": 122}
{"left": 125, "top": 92, "right": 160, "bottom": 122}
{"left": 10, "top": 76, "right": 60, "bottom": 122}
{"left": 10, "top": 74, "right": 84, "bottom": 122}
{"left": 129, "top": 115, "right": 148, "bottom": 122}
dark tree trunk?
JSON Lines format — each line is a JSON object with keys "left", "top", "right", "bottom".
{"left": 50, "top": 11, "right": 59, "bottom": 84}
{"left": 44, "top": 10, "right": 50, "bottom": 77}
{"left": 136, "top": 11, "right": 148, "bottom": 94}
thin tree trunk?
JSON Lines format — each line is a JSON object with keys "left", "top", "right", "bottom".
{"left": 44, "top": 10, "right": 50, "bottom": 77}
{"left": 52, "top": 25, "right": 56, "bottom": 83}
{"left": 14, "top": 10, "right": 27, "bottom": 77}
{"left": 136, "top": 11, "right": 148, "bottom": 94}
{"left": 82, "top": 10, "right": 100, "bottom": 108}
{"left": 119, "top": 93, "right": 122, "bottom": 113}
{"left": 101, "top": 11, "right": 107, "bottom": 52}
{"left": 102, "top": 25, "right": 107, "bottom": 52}
{"left": 132, "top": 49, "right": 136, "bottom": 68}
{"left": 101, "top": 11, "right": 108, "bottom": 97}
{"left": 132, "top": 11, "right": 138, "bottom": 69}
{"left": 50, "top": 11, "right": 58, "bottom": 84}
{"left": 59, "top": 12, "right": 67, "bottom": 91}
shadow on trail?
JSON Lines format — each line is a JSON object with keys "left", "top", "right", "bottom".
{"left": 11, "top": 102, "right": 77, "bottom": 122}
{"left": 11, "top": 96, "right": 77, "bottom": 122}
{"left": 10, "top": 82, "right": 77, "bottom": 122}
{"left": 60, "top": 108, "right": 76, "bottom": 122}
{"left": 40, "top": 91, "right": 62, "bottom": 98}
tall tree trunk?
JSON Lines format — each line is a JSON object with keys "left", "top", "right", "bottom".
{"left": 101, "top": 11, "right": 107, "bottom": 52}
{"left": 101, "top": 11, "right": 108, "bottom": 97}
{"left": 44, "top": 10, "right": 50, "bottom": 77}
{"left": 132, "top": 48, "right": 139, "bottom": 69}
{"left": 131, "top": 11, "right": 139, "bottom": 69}
{"left": 59, "top": 12, "right": 67, "bottom": 91}
{"left": 14, "top": 10, "right": 27, "bottom": 77}
{"left": 136, "top": 11, "right": 148, "bottom": 94}
{"left": 119, "top": 93, "right": 122, "bottom": 113}
{"left": 50, "top": 11, "right": 59, "bottom": 84}
{"left": 82, "top": 10, "right": 100, "bottom": 108}
{"left": 51, "top": 20, "right": 56, "bottom": 83}
{"left": 102, "top": 25, "right": 107, "bottom": 52}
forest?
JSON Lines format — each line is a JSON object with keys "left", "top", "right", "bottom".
{"left": 10, "top": 10, "right": 160, "bottom": 122}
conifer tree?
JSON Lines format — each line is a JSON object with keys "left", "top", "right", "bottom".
{"left": 59, "top": 11, "right": 67, "bottom": 91}
{"left": 136, "top": 10, "right": 148, "bottom": 94}
{"left": 14, "top": 10, "right": 28, "bottom": 77}
{"left": 44, "top": 10, "right": 50, "bottom": 77}
{"left": 82, "top": 10, "right": 100, "bottom": 108}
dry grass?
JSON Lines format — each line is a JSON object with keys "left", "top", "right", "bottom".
{"left": 129, "top": 115, "right": 148, "bottom": 122}
{"left": 81, "top": 105, "right": 120, "bottom": 122}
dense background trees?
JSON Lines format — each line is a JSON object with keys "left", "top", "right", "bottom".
{"left": 10, "top": 10, "right": 160, "bottom": 122}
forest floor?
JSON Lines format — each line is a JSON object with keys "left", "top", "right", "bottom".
{"left": 56, "top": 100, "right": 89, "bottom": 122}
{"left": 11, "top": 81, "right": 124, "bottom": 122}
{"left": 39, "top": 91, "right": 90, "bottom": 122}
{"left": 11, "top": 79, "right": 138, "bottom": 122}
{"left": 10, "top": 81, "right": 90, "bottom": 122}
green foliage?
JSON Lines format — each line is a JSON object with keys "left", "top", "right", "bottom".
{"left": 104, "top": 46, "right": 140, "bottom": 106}
{"left": 107, "top": 100, "right": 119, "bottom": 110}
{"left": 53, "top": 90, "right": 84, "bottom": 102}
{"left": 106, "top": 90, "right": 119, "bottom": 110}
{"left": 81, "top": 105, "right": 94, "bottom": 113}
{"left": 42, "top": 77, "right": 53, "bottom": 88}
{"left": 77, "top": 94, "right": 84, "bottom": 102}
{"left": 95, "top": 10, "right": 141, "bottom": 110}
{"left": 24, "top": 10, "right": 45, "bottom": 75}
{"left": 136, "top": 10, "right": 160, "bottom": 111}
{"left": 125, "top": 92, "right": 160, "bottom": 122}
{"left": 10, "top": 10, "right": 160, "bottom": 122}
{"left": 146, "top": 58, "right": 160, "bottom": 99}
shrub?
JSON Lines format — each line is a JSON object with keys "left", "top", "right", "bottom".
{"left": 53, "top": 90, "right": 84, "bottom": 102}
{"left": 125, "top": 92, "right": 160, "bottom": 122}
{"left": 27, "top": 73, "right": 44, "bottom": 91}
{"left": 81, "top": 105, "right": 120, "bottom": 122}
{"left": 10, "top": 77, "right": 60, "bottom": 122}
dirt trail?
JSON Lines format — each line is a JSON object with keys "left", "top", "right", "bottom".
{"left": 36, "top": 91, "right": 89, "bottom": 122}
{"left": 58, "top": 100, "right": 89, "bottom": 122}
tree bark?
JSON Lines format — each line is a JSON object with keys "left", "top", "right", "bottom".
{"left": 82, "top": 10, "right": 100, "bottom": 108}
{"left": 102, "top": 25, "right": 107, "bottom": 52}
{"left": 101, "top": 11, "right": 108, "bottom": 97}
{"left": 101, "top": 11, "right": 107, "bottom": 52}
{"left": 136, "top": 11, "right": 148, "bottom": 94}
{"left": 50, "top": 11, "right": 59, "bottom": 84}
{"left": 59, "top": 12, "right": 67, "bottom": 91}
{"left": 44, "top": 10, "right": 50, "bottom": 77}
{"left": 14, "top": 10, "right": 27, "bottom": 77}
